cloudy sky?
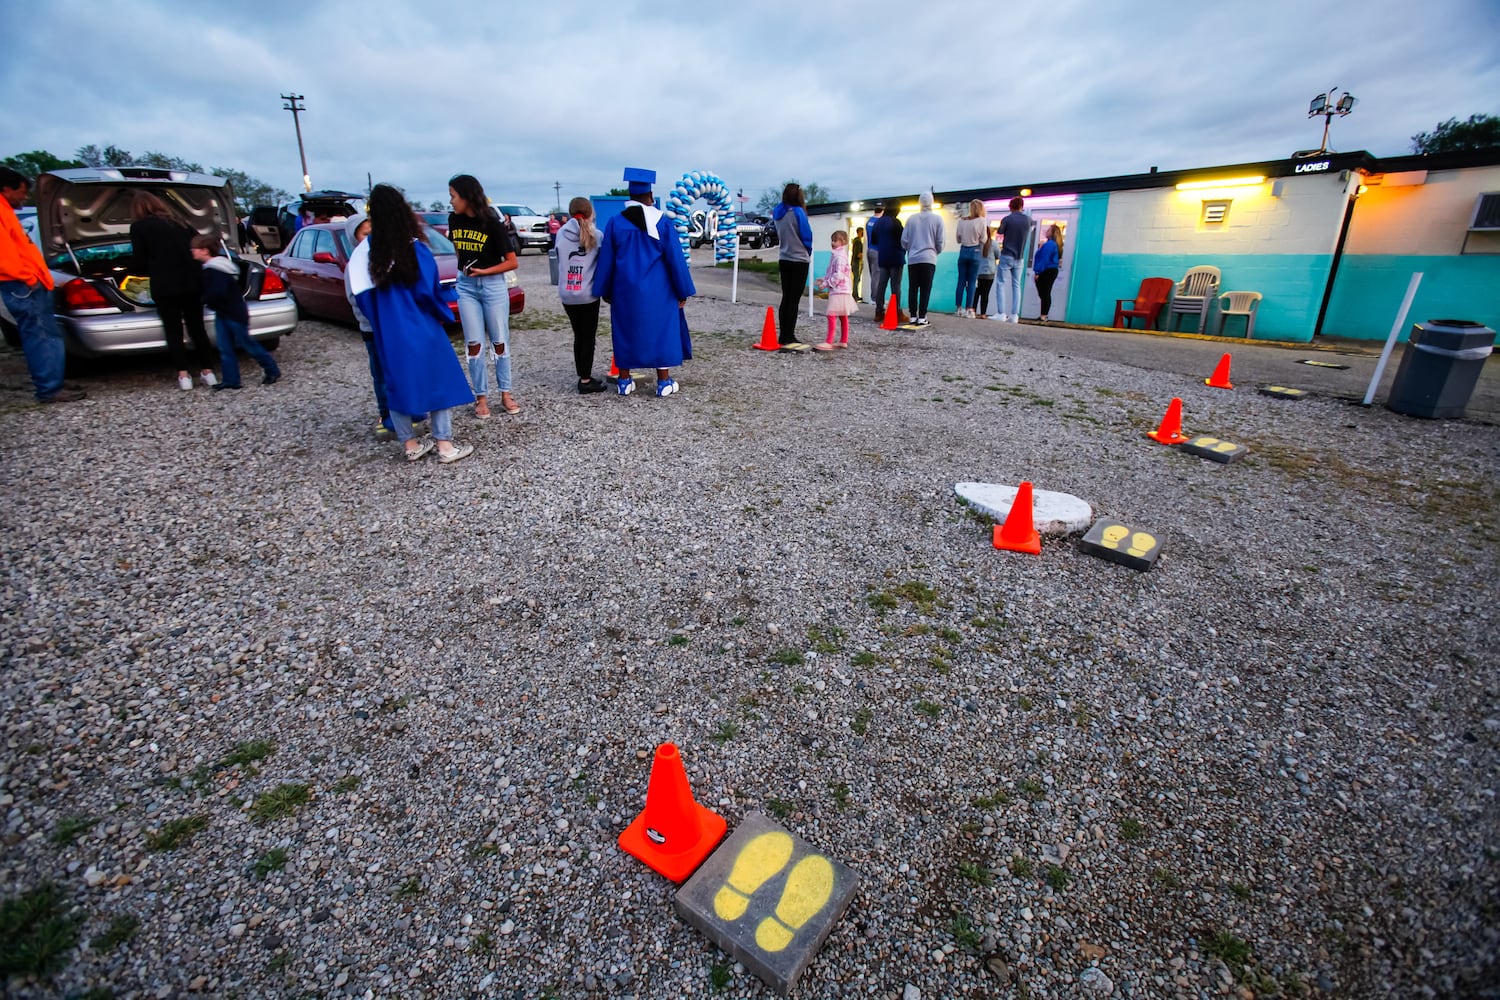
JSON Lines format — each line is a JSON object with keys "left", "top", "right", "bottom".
{"left": 5, "top": 0, "right": 1497, "bottom": 212}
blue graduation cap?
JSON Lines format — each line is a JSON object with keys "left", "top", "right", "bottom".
{"left": 624, "top": 167, "right": 656, "bottom": 195}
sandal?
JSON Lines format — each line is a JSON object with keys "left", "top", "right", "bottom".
{"left": 500, "top": 395, "right": 521, "bottom": 414}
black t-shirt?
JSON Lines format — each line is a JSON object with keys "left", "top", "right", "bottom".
{"left": 448, "top": 212, "right": 514, "bottom": 271}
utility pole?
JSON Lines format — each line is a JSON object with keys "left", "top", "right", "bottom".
{"left": 281, "top": 92, "right": 311, "bottom": 193}
{"left": 553, "top": 180, "right": 562, "bottom": 212}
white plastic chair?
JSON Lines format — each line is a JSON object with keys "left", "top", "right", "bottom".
{"left": 1215, "top": 291, "right": 1263, "bottom": 339}
{"left": 1167, "top": 266, "right": 1221, "bottom": 334}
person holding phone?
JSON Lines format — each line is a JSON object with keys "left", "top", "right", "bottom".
{"left": 448, "top": 173, "right": 519, "bottom": 418}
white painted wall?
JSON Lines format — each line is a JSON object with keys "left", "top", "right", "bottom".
{"left": 1344, "top": 164, "right": 1500, "bottom": 255}
{"left": 1100, "top": 173, "right": 1352, "bottom": 256}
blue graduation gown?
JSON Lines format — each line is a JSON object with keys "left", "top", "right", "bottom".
{"left": 348, "top": 239, "right": 473, "bottom": 417}
{"left": 592, "top": 205, "right": 695, "bottom": 369}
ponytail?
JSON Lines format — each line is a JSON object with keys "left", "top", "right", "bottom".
{"left": 568, "top": 195, "right": 597, "bottom": 253}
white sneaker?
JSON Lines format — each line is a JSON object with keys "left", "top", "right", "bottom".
{"left": 200, "top": 371, "right": 218, "bottom": 387}
{"left": 177, "top": 374, "right": 193, "bottom": 391}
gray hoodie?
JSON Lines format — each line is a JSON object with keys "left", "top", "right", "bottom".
{"left": 901, "top": 205, "right": 946, "bottom": 266}
{"left": 555, "top": 217, "right": 601, "bottom": 305}
{"left": 342, "top": 213, "right": 372, "bottom": 334}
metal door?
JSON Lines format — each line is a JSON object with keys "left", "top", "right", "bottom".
{"left": 1020, "top": 208, "right": 1079, "bottom": 320}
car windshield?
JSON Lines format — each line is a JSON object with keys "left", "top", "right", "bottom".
{"left": 420, "top": 212, "right": 448, "bottom": 224}
{"left": 496, "top": 206, "right": 537, "bottom": 217}
{"left": 423, "top": 226, "right": 455, "bottom": 255}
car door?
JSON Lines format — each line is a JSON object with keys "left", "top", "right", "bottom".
{"left": 305, "top": 228, "right": 345, "bottom": 316}
{"left": 275, "top": 230, "right": 322, "bottom": 315}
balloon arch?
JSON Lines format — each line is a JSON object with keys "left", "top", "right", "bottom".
{"left": 663, "top": 170, "right": 738, "bottom": 262}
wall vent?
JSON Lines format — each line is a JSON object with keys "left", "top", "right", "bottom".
{"left": 1470, "top": 193, "right": 1500, "bottom": 232}
{"left": 1201, "top": 200, "right": 1231, "bottom": 224}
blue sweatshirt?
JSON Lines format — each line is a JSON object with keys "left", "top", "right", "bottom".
{"left": 773, "top": 203, "right": 813, "bottom": 262}
{"left": 200, "top": 256, "right": 248, "bottom": 324}
{"left": 872, "top": 215, "right": 905, "bottom": 267}
{"left": 1033, "top": 238, "right": 1060, "bottom": 274}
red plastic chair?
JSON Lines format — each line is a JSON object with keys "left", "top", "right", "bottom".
{"left": 1113, "top": 277, "right": 1175, "bottom": 330}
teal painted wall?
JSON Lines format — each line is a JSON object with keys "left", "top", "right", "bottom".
{"left": 1084, "top": 253, "right": 1335, "bottom": 342}
{"left": 1065, "top": 193, "right": 1109, "bottom": 323}
{"left": 1322, "top": 255, "right": 1500, "bottom": 341}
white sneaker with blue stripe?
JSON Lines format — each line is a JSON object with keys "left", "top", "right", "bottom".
{"left": 656, "top": 378, "right": 679, "bottom": 398}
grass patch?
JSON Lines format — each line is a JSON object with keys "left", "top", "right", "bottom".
{"left": 1204, "top": 930, "right": 1253, "bottom": 967}
{"left": 767, "top": 648, "right": 804, "bottom": 666}
{"left": 91, "top": 913, "right": 139, "bottom": 952}
{"left": 1017, "top": 694, "right": 1034, "bottom": 711}
{"left": 50, "top": 815, "right": 97, "bottom": 847}
{"left": 1009, "top": 855, "right": 1034, "bottom": 878}
{"left": 393, "top": 877, "right": 424, "bottom": 900}
{"left": 248, "top": 783, "right": 312, "bottom": 824}
{"left": 958, "top": 861, "right": 993, "bottom": 886}
{"left": 1044, "top": 864, "right": 1070, "bottom": 890}
{"left": 937, "top": 626, "right": 963, "bottom": 644}
{"left": 866, "top": 591, "right": 898, "bottom": 614}
{"left": 331, "top": 775, "right": 361, "bottom": 793}
{"left": 915, "top": 700, "right": 942, "bottom": 719}
{"left": 851, "top": 705, "right": 872, "bottom": 736}
{"left": 1228, "top": 881, "right": 1253, "bottom": 900}
{"left": 252, "top": 847, "right": 289, "bottom": 880}
{"left": 1018, "top": 778, "right": 1045, "bottom": 801}
{"left": 711, "top": 721, "right": 739, "bottom": 743}
{"left": 852, "top": 650, "right": 880, "bottom": 667}
{"left": 1152, "top": 868, "right": 1182, "bottom": 888}
{"left": 930, "top": 655, "right": 952, "bottom": 675}
{"left": 667, "top": 634, "right": 689, "bottom": 647}
{"left": 764, "top": 797, "right": 794, "bottom": 820}
{"left": 950, "top": 912, "right": 983, "bottom": 951}
{"left": 184, "top": 739, "right": 276, "bottom": 790}
{"left": 468, "top": 931, "right": 492, "bottom": 955}
{"left": 1118, "top": 817, "right": 1143, "bottom": 841}
{"left": 710, "top": 961, "right": 732, "bottom": 990}
{"left": 829, "top": 782, "right": 851, "bottom": 810}
{"left": 1, "top": 882, "right": 81, "bottom": 978}
{"left": 971, "top": 789, "right": 1011, "bottom": 809}
{"left": 807, "top": 624, "right": 845, "bottom": 654}
{"left": 146, "top": 814, "right": 210, "bottom": 851}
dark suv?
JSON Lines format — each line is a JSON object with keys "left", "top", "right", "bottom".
{"left": 248, "top": 190, "right": 366, "bottom": 254}
{"left": 738, "top": 214, "right": 778, "bottom": 250}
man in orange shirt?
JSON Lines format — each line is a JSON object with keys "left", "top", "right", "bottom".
{"left": 1, "top": 168, "right": 84, "bottom": 403}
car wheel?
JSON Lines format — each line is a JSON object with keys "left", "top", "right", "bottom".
{"left": 260, "top": 336, "right": 281, "bottom": 353}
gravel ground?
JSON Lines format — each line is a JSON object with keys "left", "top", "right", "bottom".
{"left": 2, "top": 252, "right": 1497, "bottom": 999}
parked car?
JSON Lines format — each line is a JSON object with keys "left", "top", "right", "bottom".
{"left": 248, "top": 190, "right": 366, "bottom": 255}
{"left": 738, "top": 214, "right": 778, "bottom": 250}
{"left": 494, "top": 204, "right": 549, "bottom": 253}
{"left": 418, "top": 211, "right": 449, "bottom": 237}
{"left": 265, "top": 223, "right": 523, "bottom": 327}
{"left": 0, "top": 166, "right": 296, "bottom": 356}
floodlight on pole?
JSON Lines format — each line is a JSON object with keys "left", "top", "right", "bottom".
{"left": 1306, "top": 86, "right": 1357, "bottom": 156}
{"left": 281, "top": 92, "right": 311, "bottom": 193}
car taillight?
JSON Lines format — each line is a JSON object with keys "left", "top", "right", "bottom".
{"left": 60, "top": 278, "right": 114, "bottom": 312}
{"left": 261, "top": 270, "right": 286, "bottom": 294}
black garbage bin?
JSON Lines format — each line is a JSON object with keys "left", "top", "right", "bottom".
{"left": 1386, "top": 319, "right": 1496, "bottom": 419}
{"left": 547, "top": 246, "right": 559, "bottom": 286}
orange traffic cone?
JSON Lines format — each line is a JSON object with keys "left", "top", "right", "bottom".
{"left": 992, "top": 481, "right": 1043, "bottom": 555}
{"left": 618, "top": 743, "right": 727, "bottom": 883}
{"left": 1147, "top": 397, "right": 1190, "bottom": 444}
{"left": 752, "top": 307, "right": 779, "bottom": 351}
{"left": 1205, "top": 353, "right": 1234, "bottom": 389}
{"left": 608, "top": 355, "right": 620, "bottom": 379}
{"left": 880, "top": 294, "right": 899, "bottom": 331}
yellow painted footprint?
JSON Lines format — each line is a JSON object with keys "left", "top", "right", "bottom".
{"left": 713, "top": 831, "right": 794, "bottom": 921}
{"left": 1126, "top": 532, "right": 1157, "bottom": 557}
{"left": 1099, "top": 524, "right": 1129, "bottom": 550}
{"left": 755, "top": 854, "right": 835, "bottom": 952}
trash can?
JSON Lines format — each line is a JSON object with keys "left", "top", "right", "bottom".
{"left": 1386, "top": 319, "right": 1496, "bottom": 418}
{"left": 547, "top": 246, "right": 559, "bottom": 286}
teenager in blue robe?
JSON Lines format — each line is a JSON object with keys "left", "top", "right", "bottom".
{"left": 348, "top": 184, "right": 475, "bottom": 463}
{"left": 592, "top": 167, "right": 696, "bottom": 397}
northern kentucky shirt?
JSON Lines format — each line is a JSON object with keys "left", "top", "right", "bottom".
{"left": 448, "top": 212, "right": 515, "bottom": 272}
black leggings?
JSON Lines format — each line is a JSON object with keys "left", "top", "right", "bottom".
{"left": 778, "top": 260, "right": 809, "bottom": 343}
{"left": 155, "top": 293, "right": 215, "bottom": 372}
{"left": 976, "top": 276, "right": 995, "bottom": 314}
{"left": 1034, "top": 268, "right": 1059, "bottom": 317}
{"left": 563, "top": 300, "right": 600, "bottom": 378}
{"left": 907, "top": 262, "right": 935, "bottom": 318}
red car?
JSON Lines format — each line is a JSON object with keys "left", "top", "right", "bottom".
{"left": 266, "top": 223, "right": 523, "bottom": 327}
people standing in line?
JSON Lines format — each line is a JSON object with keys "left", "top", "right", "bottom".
{"left": 342, "top": 213, "right": 394, "bottom": 439}
{"left": 190, "top": 234, "right": 280, "bottom": 391}
{"left": 850, "top": 226, "right": 865, "bottom": 302}
{"left": 349, "top": 184, "right": 474, "bottom": 464}
{"left": 994, "top": 196, "right": 1029, "bottom": 323}
{"left": 772, "top": 183, "right": 814, "bottom": 351}
{"left": 556, "top": 196, "right": 607, "bottom": 393}
{"left": 448, "top": 174, "right": 520, "bottom": 419}
{"left": 592, "top": 167, "right": 696, "bottom": 397}
{"left": 870, "top": 201, "right": 906, "bottom": 323}
{"left": 953, "top": 199, "right": 987, "bottom": 318}
{"left": 813, "top": 230, "right": 857, "bottom": 351}
{"left": 976, "top": 224, "right": 1000, "bottom": 319}
{"left": 0, "top": 168, "right": 85, "bottom": 404}
{"left": 1033, "top": 223, "right": 1062, "bottom": 322}
{"left": 129, "top": 191, "right": 217, "bottom": 390}
{"left": 864, "top": 207, "right": 881, "bottom": 304}
{"left": 900, "top": 192, "right": 944, "bottom": 326}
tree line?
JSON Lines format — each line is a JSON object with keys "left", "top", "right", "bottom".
{"left": 1, "top": 146, "right": 289, "bottom": 214}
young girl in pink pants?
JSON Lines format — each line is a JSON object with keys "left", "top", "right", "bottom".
{"left": 814, "top": 230, "right": 857, "bottom": 351}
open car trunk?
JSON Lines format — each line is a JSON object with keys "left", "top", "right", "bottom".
{"left": 35, "top": 168, "right": 240, "bottom": 263}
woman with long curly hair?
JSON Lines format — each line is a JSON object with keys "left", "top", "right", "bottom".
{"left": 347, "top": 184, "right": 475, "bottom": 464}
{"left": 130, "top": 190, "right": 217, "bottom": 390}
{"left": 448, "top": 173, "right": 519, "bottom": 418}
